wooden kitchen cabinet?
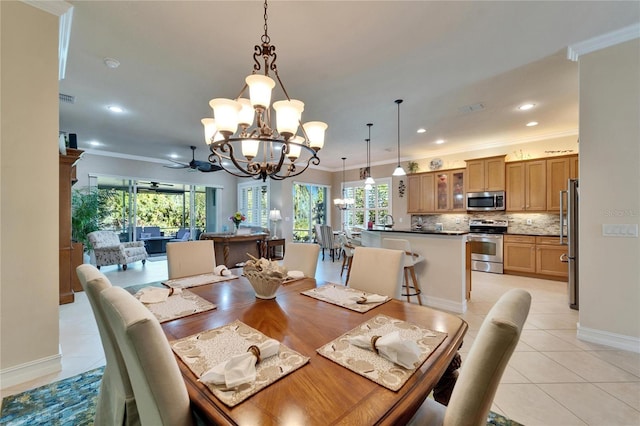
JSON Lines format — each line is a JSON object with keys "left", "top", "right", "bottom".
{"left": 505, "top": 159, "right": 546, "bottom": 211}
{"left": 570, "top": 155, "right": 579, "bottom": 178}
{"left": 536, "top": 236, "right": 568, "bottom": 278}
{"left": 546, "top": 156, "right": 573, "bottom": 211}
{"left": 407, "top": 173, "right": 435, "bottom": 213}
{"left": 465, "top": 155, "right": 505, "bottom": 192}
{"left": 504, "top": 235, "right": 536, "bottom": 273}
{"left": 435, "top": 169, "right": 465, "bottom": 212}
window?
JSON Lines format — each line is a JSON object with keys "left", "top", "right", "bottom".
{"left": 292, "top": 182, "right": 329, "bottom": 242}
{"left": 238, "top": 181, "right": 270, "bottom": 227}
{"left": 343, "top": 178, "right": 391, "bottom": 228}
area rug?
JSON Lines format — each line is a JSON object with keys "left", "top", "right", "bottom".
{"left": 0, "top": 368, "right": 523, "bottom": 425}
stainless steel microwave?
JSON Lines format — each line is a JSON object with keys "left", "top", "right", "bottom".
{"left": 466, "top": 191, "right": 505, "bottom": 211}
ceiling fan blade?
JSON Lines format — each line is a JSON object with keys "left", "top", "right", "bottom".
{"left": 164, "top": 159, "right": 189, "bottom": 169}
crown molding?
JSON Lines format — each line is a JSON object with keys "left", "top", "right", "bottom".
{"left": 22, "top": 0, "right": 72, "bottom": 16}
{"left": 567, "top": 23, "right": 640, "bottom": 61}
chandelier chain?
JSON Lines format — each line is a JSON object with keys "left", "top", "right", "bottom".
{"left": 262, "top": 0, "right": 270, "bottom": 44}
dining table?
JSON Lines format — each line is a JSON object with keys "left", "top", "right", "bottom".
{"left": 161, "top": 273, "right": 468, "bottom": 425}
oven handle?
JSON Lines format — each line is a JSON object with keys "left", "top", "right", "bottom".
{"left": 468, "top": 234, "right": 503, "bottom": 239}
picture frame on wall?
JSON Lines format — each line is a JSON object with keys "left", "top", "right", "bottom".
{"left": 359, "top": 167, "right": 370, "bottom": 180}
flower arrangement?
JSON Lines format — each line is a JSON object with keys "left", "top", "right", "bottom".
{"left": 229, "top": 211, "right": 246, "bottom": 230}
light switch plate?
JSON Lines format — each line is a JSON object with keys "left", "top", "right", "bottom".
{"left": 602, "top": 224, "right": 639, "bottom": 237}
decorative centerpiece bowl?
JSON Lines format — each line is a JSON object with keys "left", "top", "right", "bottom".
{"left": 243, "top": 256, "right": 288, "bottom": 299}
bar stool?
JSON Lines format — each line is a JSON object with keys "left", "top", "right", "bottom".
{"left": 382, "top": 238, "right": 424, "bottom": 305}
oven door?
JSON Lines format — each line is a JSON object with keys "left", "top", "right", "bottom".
{"left": 468, "top": 233, "right": 504, "bottom": 273}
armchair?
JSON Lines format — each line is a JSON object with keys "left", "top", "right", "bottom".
{"left": 88, "top": 231, "right": 148, "bottom": 271}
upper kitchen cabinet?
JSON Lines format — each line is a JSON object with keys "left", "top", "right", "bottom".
{"left": 435, "top": 169, "right": 466, "bottom": 212}
{"left": 546, "top": 155, "right": 578, "bottom": 211}
{"left": 407, "top": 172, "right": 435, "bottom": 213}
{"left": 505, "top": 159, "right": 546, "bottom": 211}
{"left": 465, "top": 155, "right": 506, "bottom": 192}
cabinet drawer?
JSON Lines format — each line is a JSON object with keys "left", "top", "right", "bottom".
{"left": 504, "top": 235, "right": 535, "bottom": 244}
{"left": 536, "top": 236, "right": 562, "bottom": 245}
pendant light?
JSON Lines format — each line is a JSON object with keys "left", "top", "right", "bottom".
{"left": 334, "top": 157, "right": 354, "bottom": 210}
{"left": 392, "top": 99, "right": 407, "bottom": 176}
{"left": 364, "top": 123, "right": 375, "bottom": 188}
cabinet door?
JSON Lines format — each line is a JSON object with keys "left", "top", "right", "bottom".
{"left": 536, "top": 244, "right": 568, "bottom": 278}
{"left": 485, "top": 157, "right": 506, "bottom": 191}
{"left": 435, "top": 172, "right": 450, "bottom": 211}
{"left": 421, "top": 173, "right": 436, "bottom": 212}
{"left": 505, "top": 162, "right": 525, "bottom": 211}
{"left": 504, "top": 242, "right": 536, "bottom": 273}
{"left": 570, "top": 155, "right": 579, "bottom": 179}
{"left": 525, "top": 160, "right": 546, "bottom": 211}
{"left": 465, "top": 160, "right": 485, "bottom": 192}
{"left": 407, "top": 174, "right": 423, "bottom": 213}
{"left": 451, "top": 170, "right": 465, "bottom": 211}
{"left": 546, "top": 157, "right": 570, "bottom": 211}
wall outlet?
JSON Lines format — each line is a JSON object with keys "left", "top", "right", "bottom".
{"left": 455, "top": 218, "right": 461, "bottom": 224}
{"left": 526, "top": 219, "right": 533, "bottom": 225}
{"left": 398, "top": 217, "right": 403, "bottom": 223}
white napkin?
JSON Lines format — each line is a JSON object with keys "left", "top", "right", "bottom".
{"left": 287, "top": 270, "right": 305, "bottom": 279}
{"left": 214, "top": 265, "right": 232, "bottom": 276}
{"left": 348, "top": 331, "right": 420, "bottom": 369}
{"left": 199, "top": 339, "right": 280, "bottom": 388}
{"left": 137, "top": 286, "right": 182, "bottom": 304}
{"left": 350, "top": 293, "right": 388, "bottom": 304}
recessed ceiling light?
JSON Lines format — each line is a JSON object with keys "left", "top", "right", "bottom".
{"left": 519, "top": 103, "right": 535, "bottom": 111}
{"left": 435, "top": 139, "right": 445, "bottom": 144}
{"left": 526, "top": 121, "right": 539, "bottom": 127}
{"left": 88, "top": 140, "right": 101, "bottom": 146}
{"left": 107, "top": 105, "right": 124, "bottom": 113}
{"left": 417, "top": 128, "right": 427, "bottom": 134}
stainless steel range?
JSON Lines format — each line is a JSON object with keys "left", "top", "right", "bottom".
{"left": 468, "top": 219, "right": 508, "bottom": 274}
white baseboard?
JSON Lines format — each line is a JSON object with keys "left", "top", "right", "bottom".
{"left": 577, "top": 324, "right": 640, "bottom": 353}
{"left": 0, "top": 352, "right": 62, "bottom": 389}
{"left": 424, "top": 295, "right": 467, "bottom": 314}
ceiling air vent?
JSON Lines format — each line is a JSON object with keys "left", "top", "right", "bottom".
{"left": 458, "top": 102, "right": 484, "bottom": 113}
{"left": 59, "top": 93, "right": 75, "bottom": 104}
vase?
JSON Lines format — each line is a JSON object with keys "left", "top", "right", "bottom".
{"left": 233, "top": 223, "right": 240, "bottom": 234}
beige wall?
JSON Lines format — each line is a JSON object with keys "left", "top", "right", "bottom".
{"left": 578, "top": 39, "right": 640, "bottom": 350}
{"left": 0, "top": 2, "right": 61, "bottom": 385}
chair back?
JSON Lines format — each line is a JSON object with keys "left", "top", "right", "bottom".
{"left": 444, "top": 289, "right": 531, "bottom": 426}
{"left": 382, "top": 237, "right": 424, "bottom": 267}
{"left": 88, "top": 230, "right": 121, "bottom": 249}
{"left": 100, "top": 286, "right": 194, "bottom": 426}
{"left": 282, "top": 243, "right": 320, "bottom": 278}
{"left": 75, "top": 264, "right": 139, "bottom": 426}
{"left": 167, "top": 240, "right": 216, "bottom": 279}
{"left": 317, "top": 225, "right": 338, "bottom": 249}
{"left": 337, "top": 234, "right": 355, "bottom": 257}
{"left": 348, "top": 247, "right": 404, "bottom": 299}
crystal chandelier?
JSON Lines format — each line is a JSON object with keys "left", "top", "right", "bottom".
{"left": 201, "top": 0, "right": 327, "bottom": 182}
{"left": 334, "top": 157, "right": 354, "bottom": 210}
{"left": 364, "top": 123, "right": 375, "bottom": 190}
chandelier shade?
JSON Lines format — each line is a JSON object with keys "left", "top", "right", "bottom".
{"left": 201, "top": 0, "right": 327, "bottom": 181}
{"left": 392, "top": 99, "right": 407, "bottom": 177}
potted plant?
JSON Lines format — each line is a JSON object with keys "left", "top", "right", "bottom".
{"left": 71, "top": 188, "right": 108, "bottom": 260}
{"left": 407, "top": 161, "right": 419, "bottom": 174}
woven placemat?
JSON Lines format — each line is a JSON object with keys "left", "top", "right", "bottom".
{"left": 171, "top": 320, "right": 309, "bottom": 407}
{"left": 163, "top": 272, "right": 238, "bottom": 289}
{"left": 301, "top": 284, "right": 390, "bottom": 313}
{"left": 133, "top": 288, "right": 216, "bottom": 323}
{"left": 317, "top": 314, "right": 447, "bottom": 391}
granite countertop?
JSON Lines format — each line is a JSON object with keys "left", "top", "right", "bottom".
{"left": 364, "top": 227, "right": 468, "bottom": 236}
{"left": 506, "top": 231, "right": 560, "bottom": 237}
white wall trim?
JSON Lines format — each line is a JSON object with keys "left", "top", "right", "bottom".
{"left": 577, "top": 324, "right": 640, "bottom": 353}
{"left": 567, "top": 23, "right": 640, "bottom": 61}
{"left": 22, "top": 0, "right": 72, "bottom": 16}
{"left": 424, "top": 295, "right": 467, "bottom": 315}
{"left": 0, "top": 352, "right": 62, "bottom": 389}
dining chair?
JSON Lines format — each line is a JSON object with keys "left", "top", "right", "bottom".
{"left": 100, "top": 286, "right": 196, "bottom": 426}
{"left": 382, "top": 238, "right": 425, "bottom": 305}
{"left": 282, "top": 242, "right": 321, "bottom": 278}
{"left": 408, "top": 288, "right": 532, "bottom": 426}
{"left": 344, "top": 227, "right": 362, "bottom": 246}
{"left": 336, "top": 234, "right": 355, "bottom": 281}
{"left": 75, "top": 264, "right": 140, "bottom": 426}
{"left": 347, "top": 247, "right": 404, "bottom": 299}
{"left": 167, "top": 240, "right": 216, "bottom": 279}
{"left": 317, "top": 224, "right": 341, "bottom": 261}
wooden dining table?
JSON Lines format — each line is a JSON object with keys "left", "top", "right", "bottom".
{"left": 162, "top": 274, "right": 468, "bottom": 425}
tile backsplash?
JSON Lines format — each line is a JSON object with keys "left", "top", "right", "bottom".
{"left": 411, "top": 212, "right": 562, "bottom": 236}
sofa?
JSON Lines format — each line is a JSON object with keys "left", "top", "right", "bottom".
{"left": 88, "top": 230, "right": 148, "bottom": 270}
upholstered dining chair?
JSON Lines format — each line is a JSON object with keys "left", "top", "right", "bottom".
{"left": 316, "top": 224, "right": 341, "bottom": 261}
{"left": 75, "top": 264, "right": 139, "bottom": 426}
{"left": 100, "top": 286, "right": 196, "bottom": 426}
{"left": 408, "top": 288, "right": 532, "bottom": 426}
{"left": 382, "top": 238, "right": 425, "bottom": 305}
{"left": 166, "top": 240, "right": 216, "bottom": 279}
{"left": 336, "top": 234, "right": 356, "bottom": 282}
{"left": 282, "top": 242, "right": 321, "bottom": 278}
{"left": 347, "top": 247, "right": 404, "bottom": 299}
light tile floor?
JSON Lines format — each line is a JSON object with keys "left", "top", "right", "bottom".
{"left": 2, "top": 257, "right": 639, "bottom": 425}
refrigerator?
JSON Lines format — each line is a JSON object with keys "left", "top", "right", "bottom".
{"left": 560, "top": 179, "right": 579, "bottom": 310}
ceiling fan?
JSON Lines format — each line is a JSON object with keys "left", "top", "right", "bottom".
{"left": 137, "top": 181, "right": 183, "bottom": 194}
{"left": 164, "top": 145, "right": 222, "bottom": 172}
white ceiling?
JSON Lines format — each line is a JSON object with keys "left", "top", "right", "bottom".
{"left": 59, "top": 1, "right": 639, "bottom": 171}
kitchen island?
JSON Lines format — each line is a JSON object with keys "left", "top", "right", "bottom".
{"left": 361, "top": 228, "right": 470, "bottom": 313}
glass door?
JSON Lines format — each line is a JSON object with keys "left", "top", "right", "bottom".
{"left": 292, "top": 183, "right": 328, "bottom": 242}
